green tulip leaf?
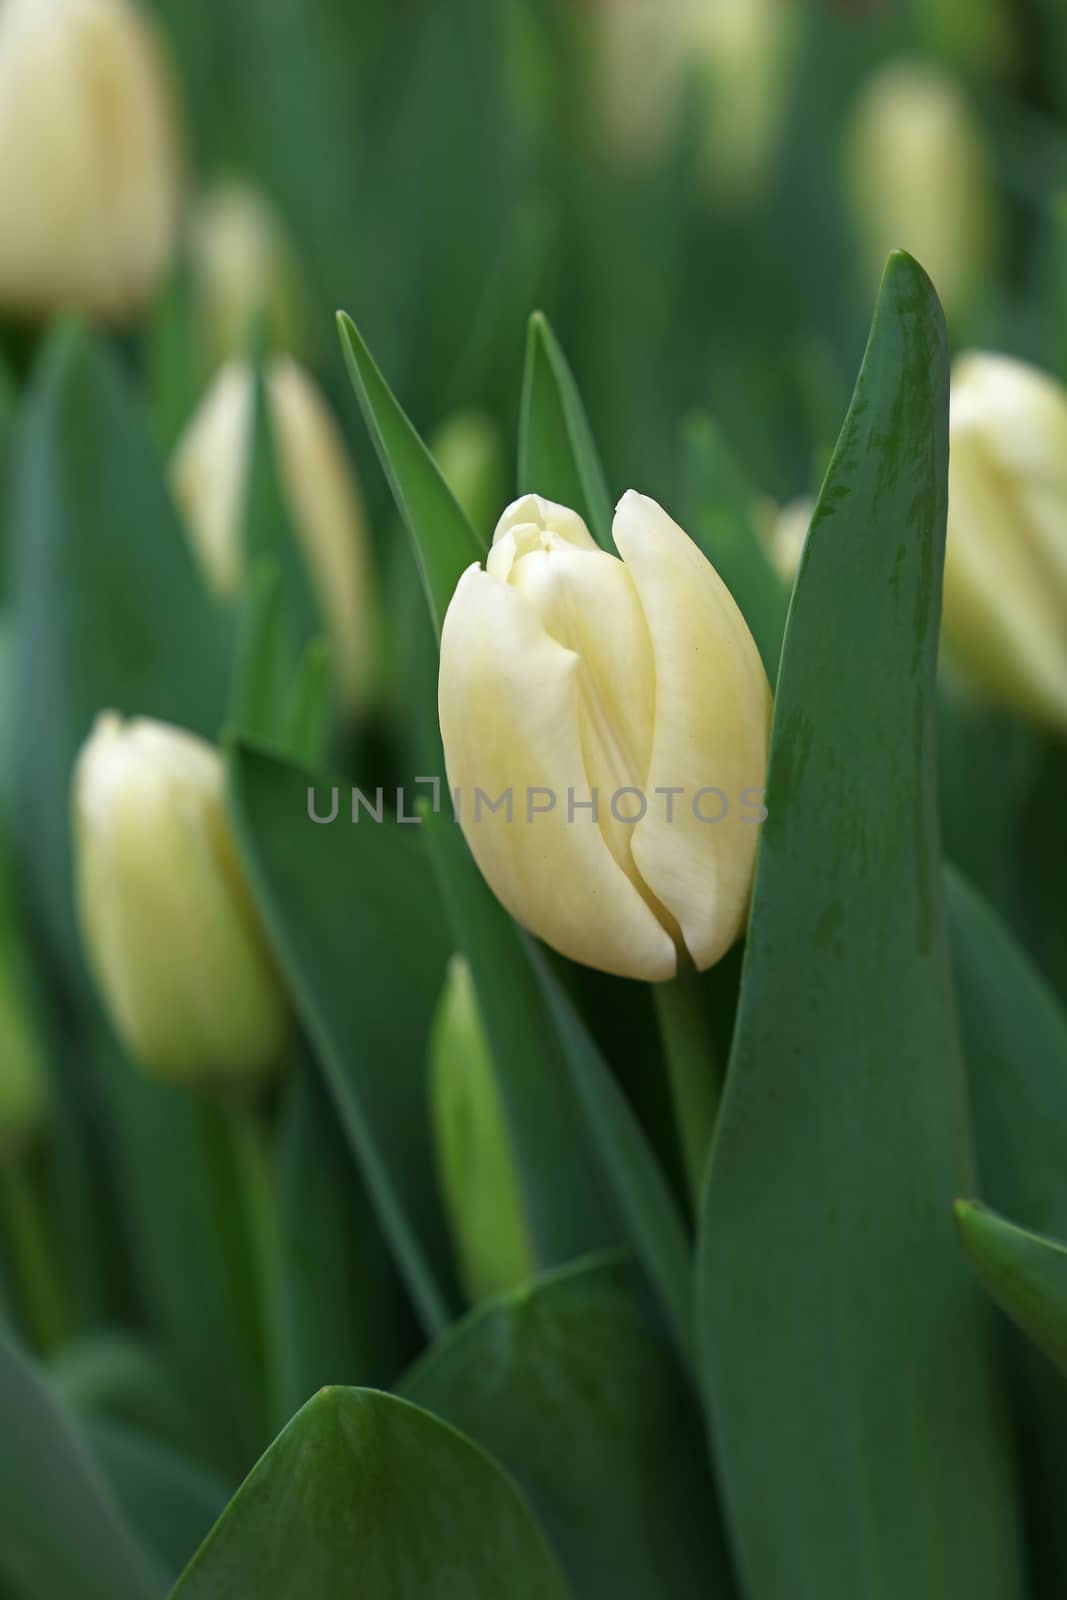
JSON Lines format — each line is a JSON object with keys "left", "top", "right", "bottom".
{"left": 947, "top": 866, "right": 1067, "bottom": 1589}
{"left": 957, "top": 1203, "right": 1067, "bottom": 1381}
{"left": 226, "top": 740, "right": 458, "bottom": 1336}
{"left": 420, "top": 804, "right": 623, "bottom": 1272}
{"left": 402, "top": 1253, "right": 735, "bottom": 1600}
{"left": 95, "top": 1042, "right": 278, "bottom": 1476}
{"left": 678, "top": 412, "right": 789, "bottom": 680}
{"left": 275, "top": 1063, "right": 417, "bottom": 1424}
{"left": 696, "top": 254, "right": 1024, "bottom": 1599}
{"left": 170, "top": 1387, "right": 574, "bottom": 1599}
{"left": 83, "top": 1417, "right": 232, "bottom": 1588}
{"left": 526, "top": 941, "right": 695, "bottom": 1370}
{"left": 0, "top": 1325, "right": 157, "bottom": 1600}
{"left": 9, "top": 322, "right": 230, "bottom": 990}
{"left": 242, "top": 337, "right": 321, "bottom": 662}
{"left": 227, "top": 560, "right": 291, "bottom": 746}
{"left": 337, "top": 312, "right": 483, "bottom": 636}
{"left": 518, "top": 311, "right": 613, "bottom": 550}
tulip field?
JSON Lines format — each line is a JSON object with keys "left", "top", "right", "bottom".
{"left": 1, "top": 1, "right": 1067, "bottom": 1597}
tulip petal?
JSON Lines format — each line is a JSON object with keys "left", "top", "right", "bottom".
{"left": 439, "top": 564, "right": 677, "bottom": 982}
{"left": 614, "top": 491, "right": 772, "bottom": 971}
{"left": 944, "top": 414, "right": 1067, "bottom": 731}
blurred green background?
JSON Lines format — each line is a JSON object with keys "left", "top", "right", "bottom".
{"left": 143, "top": 0, "right": 1067, "bottom": 502}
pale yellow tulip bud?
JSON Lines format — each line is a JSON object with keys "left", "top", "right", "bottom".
{"left": 943, "top": 353, "right": 1067, "bottom": 733}
{"left": 0, "top": 0, "right": 181, "bottom": 321}
{"left": 686, "top": 0, "right": 796, "bottom": 200}
{"left": 587, "top": 0, "right": 689, "bottom": 169}
{"left": 429, "top": 956, "right": 534, "bottom": 1303}
{"left": 845, "top": 61, "right": 995, "bottom": 320}
{"left": 438, "top": 493, "right": 772, "bottom": 982}
{"left": 170, "top": 359, "right": 374, "bottom": 716}
{"left": 764, "top": 496, "right": 815, "bottom": 584}
{"left": 73, "top": 715, "right": 290, "bottom": 1087}
{"left": 187, "top": 181, "right": 306, "bottom": 366}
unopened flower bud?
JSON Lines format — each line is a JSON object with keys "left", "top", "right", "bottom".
{"left": 438, "top": 493, "right": 772, "bottom": 982}
{"left": 764, "top": 496, "right": 814, "bottom": 583}
{"left": 845, "top": 60, "right": 995, "bottom": 320}
{"left": 0, "top": 0, "right": 181, "bottom": 321}
{"left": 429, "top": 956, "right": 533, "bottom": 1302}
{"left": 170, "top": 359, "right": 374, "bottom": 716}
{"left": 73, "top": 715, "right": 290, "bottom": 1086}
{"left": 187, "top": 180, "right": 306, "bottom": 367}
{"left": 944, "top": 353, "right": 1067, "bottom": 733}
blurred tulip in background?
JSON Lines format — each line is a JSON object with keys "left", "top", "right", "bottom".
{"left": 944, "top": 353, "right": 1067, "bottom": 733}
{"left": 73, "top": 715, "right": 290, "bottom": 1087}
{"left": 170, "top": 358, "right": 375, "bottom": 716}
{"left": 0, "top": 0, "right": 181, "bottom": 321}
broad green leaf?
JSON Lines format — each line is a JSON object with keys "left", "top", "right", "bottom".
{"left": 518, "top": 311, "right": 613, "bottom": 550}
{"left": 275, "top": 1063, "right": 417, "bottom": 1424}
{"left": 227, "top": 561, "right": 291, "bottom": 747}
{"left": 526, "top": 942, "right": 695, "bottom": 1369}
{"left": 420, "top": 805, "right": 623, "bottom": 1271}
{"left": 9, "top": 322, "right": 229, "bottom": 990}
{"left": 678, "top": 412, "right": 789, "bottom": 679}
{"left": 226, "top": 741, "right": 458, "bottom": 1335}
{"left": 95, "top": 1042, "right": 275, "bottom": 1477}
{"left": 227, "top": 562, "right": 334, "bottom": 766}
{"left": 696, "top": 255, "right": 1024, "bottom": 1600}
{"left": 242, "top": 339, "right": 321, "bottom": 661}
{"left": 83, "top": 1417, "right": 232, "bottom": 1587}
{"left": 957, "top": 1204, "right": 1067, "bottom": 1379}
{"left": 937, "top": 695, "right": 1041, "bottom": 928}
{"left": 947, "top": 867, "right": 1067, "bottom": 1590}
{"left": 402, "top": 1254, "right": 735, "bottom": 1600}
{"left": 337, "top": 312, "right": 482, "bottom": 635}
{"left": 0, "top": 1326, "right": 156, "bottom": 1600}
{"left": 52, "top": 1331, "right": 212, "bottom": 1464}
{"left": 280, "top": 638, "right": 334, "bottom": 768}
{"left": 171, "top": 1387, "right": 574, "bottom": 1599}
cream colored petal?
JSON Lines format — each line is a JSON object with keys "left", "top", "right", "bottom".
{"left": 614, "top": 491, "right": 772, "bottom": 971}
{"left": 74, "top": 716, "right": 288, "bottom": 1083}
{"left": 487, "top": 494, "right": 600, "bottom": 581}
{"left": 438, "top": 564, "right": 677, "bottom": 981}
{"left": 944, "top": 417, "right": 1067, "bottom": 731}
{"left": 168, "top": 362, "right": 251, "bottom": 598}
{"left": 507, "top": 544, "right": 657, "bottom": 902}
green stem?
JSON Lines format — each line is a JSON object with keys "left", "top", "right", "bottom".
{"left": 198, "top": 1096, "right": 281, "bottom": 1451}
{"left": 653, "top": 967, "right": 722, "bottom": 1211}
{"left": 0, "top": 1155, "right": 70, "bottom": 1357}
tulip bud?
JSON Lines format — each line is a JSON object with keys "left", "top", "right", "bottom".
{"left": 764, "top": 496, "right": 815, "bottom": 583}
{"left": 429, "top": 412, "right": 506, "bottom": 546}
{"left": 686, "top": 0, "right": 796, "bottom": 201}
{"left": 587, "top": 0, "right": 689, "bottom": 169}
{"left": 73, "top": 715, "right": 290, "bottom": 1086}
{"left": 439, "top": 492, "right": 772, "bottom": 982}
{"left": 0, "top": 953, "right": 48, "bottom": 1160}
{"left": 0, "top": 0, "right": 181, "bottom": 321}
{"left": 429, "top": 956, "right": 533, "bottom": 1302}
{"left": 187, "top": 180, "right": 306, "bottom": 367}
{"left": 170, "top": 359, "right": 374, "bottom": 716}
{"left": 943, "top": 354, "right": 1067, "bottom": 733}
{"left": 845, "top": 61, "right": 995, "bottom": 321}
